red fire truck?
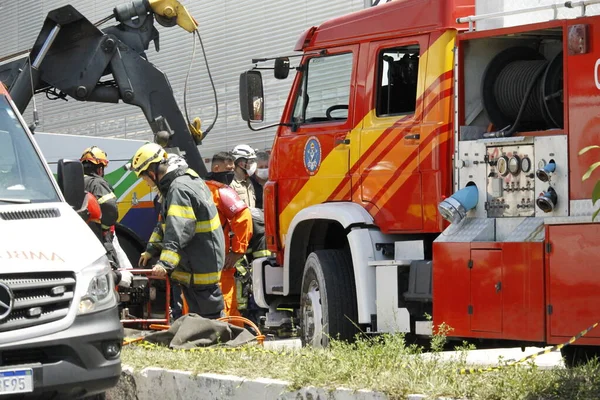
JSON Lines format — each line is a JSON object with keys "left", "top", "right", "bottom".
{"left": 239, "top": 0, "right": 600, "bottom": 364}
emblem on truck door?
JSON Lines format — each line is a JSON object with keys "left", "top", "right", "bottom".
{"left": 304, "top": 136, "right": 322, "bottom": 176}
{"left": 0, "top": 283, "right": 14, "bottom": 321}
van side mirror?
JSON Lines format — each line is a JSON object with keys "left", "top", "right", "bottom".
{"left": 274, "top": 57, "right": 290, "bottom": 79}
{"left": 57, "top": 159, "right": 86, "bottom": 210}
{"left": 239, "top": 70, "right": 265, "bottom": 122}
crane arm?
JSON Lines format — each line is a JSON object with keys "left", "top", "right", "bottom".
{"left": 0, "top": 1, "right": 207, "bottom": 177}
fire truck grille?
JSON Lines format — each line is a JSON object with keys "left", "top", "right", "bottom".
{"left": 0, "top": 273, "right": 76, "bottom": 332}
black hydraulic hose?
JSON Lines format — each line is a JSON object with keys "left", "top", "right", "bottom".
{"left": 183, "top": 32, "right": 198, "bottom": 134}
{"left": 195, "top": 29, "right": 219, "bottom": 139}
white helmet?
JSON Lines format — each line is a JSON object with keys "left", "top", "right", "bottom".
{"left": 231, "top": 144, "right": 257, "bottom": 162}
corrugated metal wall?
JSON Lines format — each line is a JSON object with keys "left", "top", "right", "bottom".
{"left": 0, "top": 0, "right": 369, "bottom": 163}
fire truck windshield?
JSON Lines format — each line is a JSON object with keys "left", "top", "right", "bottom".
{"left": 0, "top": 96, "right": 59, "bottom": 203}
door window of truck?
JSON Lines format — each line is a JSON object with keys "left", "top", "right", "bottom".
{"left": 376, "top": 45, "right": 420, "bottom": 117}
{"left": 0, "top": 97, "right": 59, "bottom": 203}
{"left": 292, "top": 52, "right": 353, "bottom": 124}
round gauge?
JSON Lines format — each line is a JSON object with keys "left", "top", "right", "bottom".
{"left": 538, "top": 159, "right": 546, "bottom": 169}
{"left": 508, "top": 155, "right": 521, "bottom": 175}
{"left": 521, "top": 156, "right": 532, "bottom": 173}
{"left": 497, "top": 155, "right": 509, "bottom": 176}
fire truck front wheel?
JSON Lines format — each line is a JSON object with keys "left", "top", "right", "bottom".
{"left": 300, "top": 249, "right": 358, "bottom": 348}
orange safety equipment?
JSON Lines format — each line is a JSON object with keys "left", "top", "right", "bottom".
{"left": 86, "top": 192, "right": 102, "bottom": 224}
{"left": 205, "top": 180, "right": 253, "bottom": 324}
{"left": 80, "top": 146, "right": 109, "bottom": 166}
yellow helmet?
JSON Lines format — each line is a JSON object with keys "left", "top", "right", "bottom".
{"left": 131, "top": 143, "right": 167, "bottom": 177}
{"left": 80, "top": 146, "right": 109, "bottom": 166}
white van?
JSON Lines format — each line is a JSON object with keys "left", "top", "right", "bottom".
{"left": 0, "top": 86, "right": 122, "bottom": 397}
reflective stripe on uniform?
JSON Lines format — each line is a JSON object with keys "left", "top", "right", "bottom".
{"left": 195, "top": 214, "right": 221, "bottom": 233}
{"left": 171, "top": 270, "right": 221, "bottom": 285}
{"left": 161, "top": 223, "right": 166, "bottom": 232}
{"left": 149, "top": 231, "right": 163, "bottom": 244}
{"left": 160, "top": 249, "right": 181, "bottom": 266}
{"left": 101, "top": 224, "right": 111, "bottom": 230}
{"left": 97, "top": 192, "right": 116, "bottom": 204}
{"left": 185, "top": 168, "right": 199, "bottom": 178}
{"left": 167, "top": 204, "right": 196, "bottom": 220}
{"left": 252, "top": 250, "right": 271, "bottom": 257}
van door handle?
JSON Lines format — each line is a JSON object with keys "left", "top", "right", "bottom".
{"left": 405, "top": 134, "right": 420, "bottom": 140}
{"left": 335, "top": 138, "right": 350, "bottom": 145}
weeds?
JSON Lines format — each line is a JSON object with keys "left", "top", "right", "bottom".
{"left": 121, "top": 326, "right": 600, "bottom": 400}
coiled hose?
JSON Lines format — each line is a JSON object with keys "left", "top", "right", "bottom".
{"left": 481, "top": 47, "right": 563, "bottom": 137}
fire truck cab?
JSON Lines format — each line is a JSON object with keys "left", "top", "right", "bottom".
{"left": 240, "top": 0, "right": 600, "bottom": 363}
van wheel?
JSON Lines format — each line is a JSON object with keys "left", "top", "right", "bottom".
{"left": 300, "top": 250, "right": 358, "bottom": 348}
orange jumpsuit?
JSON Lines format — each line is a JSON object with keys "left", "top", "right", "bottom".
{"left": 205, "top": 180, "right": 253, "bottom": 322}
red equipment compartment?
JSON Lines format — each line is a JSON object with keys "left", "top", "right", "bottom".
{"left": 433, "top": 241, "right": 545, "bottom": 341}
{"left": 546, "top": 224, "right": 600, "bottom": 344}
{"left": 470, "top": 249, "right": 502, "bottom": 333}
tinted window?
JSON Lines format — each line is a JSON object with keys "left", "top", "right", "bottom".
{"left": 376, "top": 45, "right": 420, "bottom": 116}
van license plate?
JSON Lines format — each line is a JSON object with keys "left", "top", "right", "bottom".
{"left": 0, "top": 369, "right": 33, "bottom": 395}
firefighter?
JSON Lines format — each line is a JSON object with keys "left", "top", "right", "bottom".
{"left": 132, "top": 143, "right": 226, "bottom": 319}
{"left": 205, "top": 178, "right": 253, "bottom": 324}
{"left": 230, "top": 144, "right": 257, "bottom": 208}
{"left": 80, "top": 146, "right": 132, "bottom": 288}
{"left": 167, "top": 153, "right": 253, "bottom": 322}
{"left": 206, "top": 151, "right": 235, "bottom": 185}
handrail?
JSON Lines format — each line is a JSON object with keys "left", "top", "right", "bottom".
{"left": 457, "top": 0, "right": 600, "bottom": 31}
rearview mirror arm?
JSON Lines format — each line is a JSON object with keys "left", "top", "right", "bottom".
{"left": 246, "top": 120, "right": 291, "bottom": 132}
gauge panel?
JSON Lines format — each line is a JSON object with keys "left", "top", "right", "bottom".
{"left": 487, "top": 145, "right": 536, "bottom": 218}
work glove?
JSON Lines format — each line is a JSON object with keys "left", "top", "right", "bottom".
{"left": 118, "top": 269, "right": 133, "bottom": 288}
{"left": 139, "top": 251, "right": 152, "bottom": 267}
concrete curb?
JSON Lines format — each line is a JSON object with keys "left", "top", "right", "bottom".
{"left": 106, "top": 366, "right": 456, "bottom": 400}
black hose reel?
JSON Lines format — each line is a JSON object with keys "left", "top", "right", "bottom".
{"left": 481, "top": 46, "right": 563, "bottom": 137}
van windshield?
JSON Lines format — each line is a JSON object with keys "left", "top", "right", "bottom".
{"left": 0, "top": 96, "right": 59, "bottom": 203}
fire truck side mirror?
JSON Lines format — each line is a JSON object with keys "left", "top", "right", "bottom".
{"left": 239, "top": 70, "right": 264, "bottom": 123}
{"left": 57, "top": 158, "right": 85, "bottom": 211}
{"left": 274, "top": 57, "right": 290, "bottom": 80}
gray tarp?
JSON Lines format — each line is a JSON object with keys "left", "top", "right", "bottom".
{"left": 142, "top": 314, "right": 258, "bottom": 349}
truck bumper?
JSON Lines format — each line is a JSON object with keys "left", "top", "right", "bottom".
{"left": 0, "top": 306, "right": 124, "bottom": 399}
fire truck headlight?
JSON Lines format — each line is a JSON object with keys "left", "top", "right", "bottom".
{"left": 536, "top": 187, "right": 558, "bottom": 213}
{"left": 438, "top": 185, "right": 478, "bottom": 225}
{"left": 535, "top": 160, "right": 556, "bottom": 183}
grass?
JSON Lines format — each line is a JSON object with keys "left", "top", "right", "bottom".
{"left": 121, "top": 329, "right": 600, "bottom": 400}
